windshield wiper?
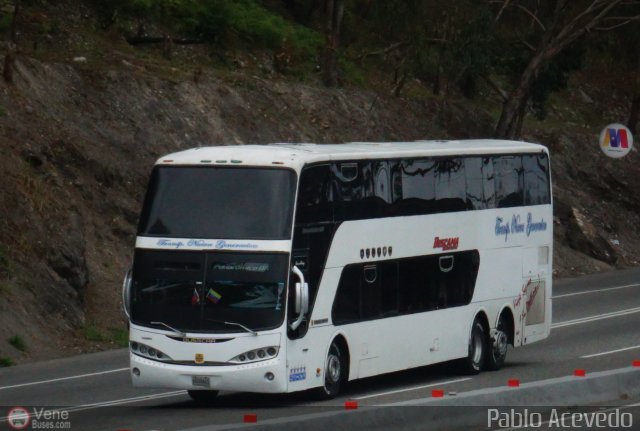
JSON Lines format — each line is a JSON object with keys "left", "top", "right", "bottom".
{"left": 150, "top": 321, "right": 186, "bottom": 337}
{"left": 206, "top": 319, "right": 258, "bottom": 336}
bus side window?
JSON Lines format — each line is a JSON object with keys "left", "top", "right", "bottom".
{"left": 296, "top": 165, "right": 333, "bottom": 225}
{"left": 481, "top": 157, "right": 496, "bottom": 208}
{"left": 397, "top": 159, "right": 436, "bottom": 216}
{"left": 523, "top": 154, "right": 551, "bottom": 205}
{"left": 332, "top": 162, "right": 392, "bottom": 220}
{"left": 332, "top": 265, "right": 361, "bottom": 325}
{"left": 434, "top": 158, "right": 467, "bottom": 213}
{"left": 494, "top": 155, "right": 524, "bottom": 208}
{"left": 465, "top": 157, "right": 485, "bottom": 210}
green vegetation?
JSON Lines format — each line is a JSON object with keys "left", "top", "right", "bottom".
{"left": 82, "top": 323, "right": 107, "bottom": 342}
{"left": 108, "top": 327, "right": 129, "bottom": 347}
{"left": 8, "top": 335, "right": 27, "bottom": 352}
{"left": 82, "top": 323, "right": 129, "bottom": 347}
{"left": 0, "top": 357, "right": 14, "bottom": 367}
{"left": 6, "top": 0, "right": 640, "bottom": 135}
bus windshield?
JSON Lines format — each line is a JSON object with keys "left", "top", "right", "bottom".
{"left": 131, "top": 251, "right": 288, "bottom": 332}
{"left": 137, "top": 166, "right": 296, "bottom": 240}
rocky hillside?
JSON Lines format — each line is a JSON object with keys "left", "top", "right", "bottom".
{"left": 0, "top": 7, "right": 638, "bottom": 365}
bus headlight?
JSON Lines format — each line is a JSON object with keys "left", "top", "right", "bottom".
{"left": 229, "top": 346, "right": 279, "bottom": 364}
{"left": 130, "top": 341, "right": 173, "bottom": 362}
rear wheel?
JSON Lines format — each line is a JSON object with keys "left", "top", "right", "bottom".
{"left": 486, "top": 314, "right": 509, "bottom": 371}
{"left": 460, "top": 318, "right": 486, "bottom": 374}
{"left": 315, "top": 340, "right": 345, "bottom": 399}
{"left": 187, "top": 390, "right": 219, "bottom": 404}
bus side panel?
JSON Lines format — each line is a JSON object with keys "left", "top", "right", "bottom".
{"left": 473, "top": 247, "right": 523, "bottom": 303}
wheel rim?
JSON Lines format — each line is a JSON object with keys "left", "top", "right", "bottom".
{"left": 494, "top": 330, "right": 508, "bottom": 357}
{"left": 326, "top": 350, "right": 341, "bottom": 385}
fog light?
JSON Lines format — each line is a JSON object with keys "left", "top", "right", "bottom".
{"left": 264, "top": 372, "right": 275, "bottom": 381}
{"left": 132, "top": 367, "right": 140, "bottom": 376}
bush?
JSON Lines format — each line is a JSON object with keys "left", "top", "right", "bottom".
{"left": 8, "top": 335, "right": 26, "bottom": 352}
{"left": 83, "top": 323, "right": 107, "bottom": 342}
{"left": 0, "top": 357, "right": 14, "bottom": 367}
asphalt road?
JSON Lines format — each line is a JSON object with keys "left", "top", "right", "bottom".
{"left": 1, "top": 267, "right": 640, "bottom": 431}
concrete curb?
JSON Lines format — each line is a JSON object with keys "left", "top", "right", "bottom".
{"left": 180, "top": 366, "right": 640, "bottom": 431}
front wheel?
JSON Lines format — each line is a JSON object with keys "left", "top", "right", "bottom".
{"left": 187, "top": 390, "right": 219, "bottom": 404}
{"left": 459, "top": 318, "right": 486, "bottom": 375}
{"left": 486, "top": 314, "right": 509, "bottom": 371}
{"left": 315, "top": 340, "right": 345, "bottom": 399}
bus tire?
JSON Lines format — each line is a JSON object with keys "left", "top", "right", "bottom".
{"left": 187, "top": 390, "right": 219, "bottom": 404}
{"left": 315, "top": 340, "right": 345, "bottom": 399}
{"left": 460, "top": 318, "right": 486, "bottom": 375}
{"left": 486, "top": 314, "right": 509, "bottom": 371}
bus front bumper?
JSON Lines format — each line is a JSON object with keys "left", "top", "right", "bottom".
{"left": 130, "top": 353, "right": 287, "bottom": 393}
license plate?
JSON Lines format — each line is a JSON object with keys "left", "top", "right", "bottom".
{"left": 192, "top": 376, "right": 210, "bottom": 388}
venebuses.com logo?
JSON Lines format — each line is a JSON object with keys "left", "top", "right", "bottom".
{"left": 6, "top": 407, "right": 30, "bottom": 430}
{"left": 6, "top": 407, "right": 71, "bottom": 430}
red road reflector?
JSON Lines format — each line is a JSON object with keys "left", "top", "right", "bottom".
{"left": 243, "top": 414, "right": 257, "bottom": 423}
{"left": 508, "top": 379, "right": 520, "bottom": 387}
{"left": 574, "top": 369, "right": 586, "bottom": 377}
{"left": 431, "top": 389, "right": 444, "bottom": 398}
{"left": 633, "top": 360, "right": 640, "bottom": 367}
{"left": 345, "top": 400, "right": 358, "bottom": 410}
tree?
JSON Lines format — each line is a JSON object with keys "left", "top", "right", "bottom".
{"left": 322, "top": 0, "right": 344, "bottom": 86}
{"left": 493, "top": 0, "right": 640, "bottom": 139}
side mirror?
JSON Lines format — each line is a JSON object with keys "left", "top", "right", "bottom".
{"left": 122, "top": 267, "right": 132, "bottom": 319}
{"left": 290, "top": 266, "right": 309, "bottom": 331}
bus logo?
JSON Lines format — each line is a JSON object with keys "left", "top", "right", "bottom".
{"left": 433, "top": 236, "right": 459, "bottom": 251}
{"left": 7, "top": 407, "right": 30, "bottom": 430}
{"left": 195, "top": 353, "right": 205, "bottom": 364}
{"left": 600, "top": 123, "right": 633, "bottom": 158}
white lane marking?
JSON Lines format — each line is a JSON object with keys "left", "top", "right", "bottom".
{"left": 581, "top": 344, "right": 640, "bottom": 359}
{"left": 552, "top": 306, "right": 640, "bottom": 329}
{"left": 354, "top": 377, "right": 472, "bottom": 400}
{"left": 0, "top": 368, "right": 129, "bottom": 391}
{"left": 0, "top": 390, "right": 187, "bottom": 422}
{"left": 553, "top": 283, "right": 640, "bottom": 299}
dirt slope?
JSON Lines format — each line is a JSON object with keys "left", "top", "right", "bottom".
{"left": 0, "top": 53, "right": 638, "bottom": 364}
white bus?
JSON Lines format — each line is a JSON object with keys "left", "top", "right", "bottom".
{"left": 122, "top": 140, "right": 552, "bottom": 402}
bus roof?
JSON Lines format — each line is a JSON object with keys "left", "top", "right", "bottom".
{"left": 156, "top": 140, "right": 548, "bottom": 169}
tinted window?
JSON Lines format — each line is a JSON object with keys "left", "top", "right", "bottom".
{"left": 332, "top": 161, "right": 391, "bottom": 220}
{"left": 332, "top": 251, "right": 480, "bottom": 325}
{"left": 523, "top": 154, "right": 550, "bottom": 205}
{"left": 482, "top": 157, "right": 496, "bottom": 208}
{"left": 396, "top": 159, "right": 436, "bottom": 215}
{"left": 494, "top": 156, "right": 523, "bottom": 208}
{"left": 465, "top": 157, "right": 485, "bottom": 210}
{"left": 296, "top": 165, "right": 334, "bottom": 224}
{"left": 434, "top": 158, "right": 467, "bottom": 212}
{"left": 332, "top": 265, "right": 360, "bottom": 325}
{"left": 138, "top": 167, "right": 296, "bottom": 239}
